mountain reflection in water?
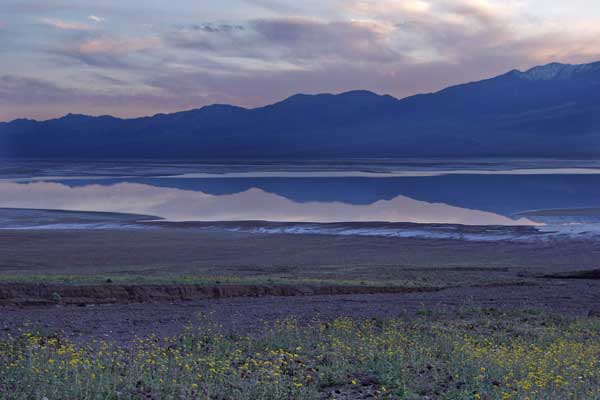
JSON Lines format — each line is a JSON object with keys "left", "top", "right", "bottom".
{"left": 0, "top": 181, "right": 537, "bottom": 226}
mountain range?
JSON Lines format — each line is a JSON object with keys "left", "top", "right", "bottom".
{"left": 2, "top": 61, "right": 600, "bottom": 158}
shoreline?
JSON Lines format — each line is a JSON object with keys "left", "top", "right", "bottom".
{"left": 0, "top": 208, "right": 552, "bottom": 242}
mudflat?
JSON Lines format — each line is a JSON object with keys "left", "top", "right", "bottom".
{"left": 1, "top": 227, "right": 599, "bottom": 275}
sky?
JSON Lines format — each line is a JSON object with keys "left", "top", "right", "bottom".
{"left": 1, "top": 0, "right": 600, "bottom": 121}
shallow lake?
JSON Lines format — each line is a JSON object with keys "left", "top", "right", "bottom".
{"left": 2, "top": 159, "right": 600, "bottom": 241}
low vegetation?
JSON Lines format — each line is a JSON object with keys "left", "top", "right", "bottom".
{"left": 0, "top": 264, "right": 531, "bottom": 289}
{"left": 1, "top": 309, "right": 599, "bottom": 399}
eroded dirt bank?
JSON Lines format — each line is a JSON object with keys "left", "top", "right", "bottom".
{"left": 0, "top": 283, "right": 439, "bottom": 306}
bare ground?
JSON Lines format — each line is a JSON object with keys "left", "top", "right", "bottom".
{"left": 2, "top": 227, "right": 600, "bottom": 342}
{"left": 1, "top": 228, "right": 600, "bottom": 274}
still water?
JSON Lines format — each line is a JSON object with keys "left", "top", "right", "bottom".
{"left": 2, "top": 159, "right": 600, "bottom": 241}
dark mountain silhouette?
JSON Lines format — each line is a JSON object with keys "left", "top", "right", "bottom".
{"left": 2, "top": 61, "right": 600, "bottom": 158}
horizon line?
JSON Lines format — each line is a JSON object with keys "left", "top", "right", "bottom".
{"left": 2, "top": 60, "right": 595, "bottom": 124}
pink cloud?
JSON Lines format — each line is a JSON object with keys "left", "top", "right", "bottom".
{"left": 40, "top": 18, "right": 90, "bottom": 31}
{"left": 78, "top": 37, "right": 161, "bottom": 55}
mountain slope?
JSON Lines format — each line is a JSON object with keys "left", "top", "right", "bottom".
{"left": 2, "top": 62, "right": 600, "bottom": 158}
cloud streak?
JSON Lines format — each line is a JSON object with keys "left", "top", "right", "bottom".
{"left": 0, "top": 74, "right": 220, "bottom": 121}
{"left": 40, "top": 17, "right": 91, "bottom": 30}
{"left": 51, "top": 36, "right": 162, "bottom": 69}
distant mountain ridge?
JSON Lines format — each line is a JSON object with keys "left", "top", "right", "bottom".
{"left": 2, "top": 61, "right": 600, "bottom": 158}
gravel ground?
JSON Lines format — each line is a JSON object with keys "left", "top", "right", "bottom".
{"left": 2, "top": 280, "right": 599, "bottom": 343}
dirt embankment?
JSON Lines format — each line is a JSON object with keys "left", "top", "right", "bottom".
{"left": 0, "top": 283, "right": 439, "bottom": 307}
{"left": 542, "top": 269, "right": 600, "bottom": 280}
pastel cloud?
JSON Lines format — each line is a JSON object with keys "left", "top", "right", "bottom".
{"left": 40, "top": 17, "right": 90, "bottom": 31}
{"left": 78, "top": 37, "right": 160, "bottom": 55}
{"left": 1, "top": 0, "right": 600, "bottom": 120}
{"left": 0, "top": 74, "right": 218, "bottom": 122}
{"left": 51, "top": 36, "right": 162, "bottom": 69}
{"left": 168, "top": 17, "right": 400, "bottom": 65}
